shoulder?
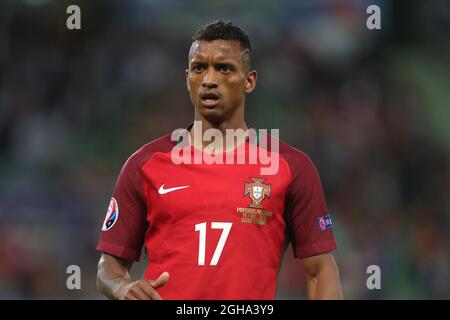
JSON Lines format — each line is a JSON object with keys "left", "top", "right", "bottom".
{"left": 276, "top": 139, "right": 317, "bottom": 177}
{"left": 278, "top": 140, "right": 311, "bottom": 165}
{"left": 276, "top": 140, "right": 325, "bottom": 200}
{"left": 121, "top": 134, "right": 175, "bottom": 173}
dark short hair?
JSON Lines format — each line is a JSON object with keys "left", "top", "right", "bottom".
{"left": 192, "top": 20, "right": 252, "bottom": 69}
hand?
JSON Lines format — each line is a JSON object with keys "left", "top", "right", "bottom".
{"left": 116, "top": 272, "right": 170, "bottom": 300}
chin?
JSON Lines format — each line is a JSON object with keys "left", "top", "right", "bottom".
{"left": 198, "top": 106, "right": 229, "bottom": 125}
{"left": 200, "top": 110, "right": 226, "bottom": 124}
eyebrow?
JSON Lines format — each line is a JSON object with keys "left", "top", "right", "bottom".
{"left": 190, "top": 59, "right": 239, "bottom": 67}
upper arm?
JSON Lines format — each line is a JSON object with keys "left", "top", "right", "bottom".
{"left": 96, "top": 253, "right": 135, "bottom": 299}
{"left": 300, "top": 252, "right": 339, "bottom": 279}
{"left": 300, "top": 252, "right": 343, "bottom": 299}
{"left": 99, "top": 253, "right": 134, "bottom": 273}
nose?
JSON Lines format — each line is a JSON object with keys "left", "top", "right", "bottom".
{"left": 202, "top": 67, "right": 218, "bottom": 89}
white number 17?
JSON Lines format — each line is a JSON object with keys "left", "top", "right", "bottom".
{"left": 195, "top": 222, "right": 232, "bottom": 266}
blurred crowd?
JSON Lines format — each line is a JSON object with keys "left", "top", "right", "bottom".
{"left": 0, "top": 0, "right": 449, "bottom": 299}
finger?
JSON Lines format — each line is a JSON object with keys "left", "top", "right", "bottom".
{"left": 148, "top": 271, "right": 169, "bottom": 289}
{"left": 139, "top": 280, "right": 163, "bottom": 300}
{"left": 124, "top": 291, "right": 139, "bottom": 300}
{"left": 130, "top": 285, "right": 151, "bottom": 300}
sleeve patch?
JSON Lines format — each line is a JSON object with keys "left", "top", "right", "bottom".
{"left": 102, "top": 197, "right": 119, "bottom": 231}
{"left": 318, "top": 215, "right": 333, "bottom": 231}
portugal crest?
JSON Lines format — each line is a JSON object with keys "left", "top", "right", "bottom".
{"left": 244, "top": 177, "right": 271, "bottom": 209}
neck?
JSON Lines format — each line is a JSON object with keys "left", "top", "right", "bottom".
{"left": 190, "top": 111, "right": 249, "bottom": 153}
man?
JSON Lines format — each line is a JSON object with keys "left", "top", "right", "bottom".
{"left": 96, "top": 20, "right": 343, "bottom": 300}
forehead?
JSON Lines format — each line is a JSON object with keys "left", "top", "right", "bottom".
{"left": 189, "top": 40, "right": 243, "bottom": 62}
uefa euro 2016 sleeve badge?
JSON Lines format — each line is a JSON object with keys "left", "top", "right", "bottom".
{"left": 102, "top": 197, "right": 119, "bottom": 231}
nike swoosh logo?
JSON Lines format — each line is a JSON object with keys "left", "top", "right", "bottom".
{"left": 158, "top": 184, "right": 190, "bottom": 195}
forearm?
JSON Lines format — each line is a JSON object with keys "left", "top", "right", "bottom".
{"left": 306, "top": 266, "right": 343, "bottom": 299}
{"left": 97, "top": 254, "right": 133, "bottom": 299}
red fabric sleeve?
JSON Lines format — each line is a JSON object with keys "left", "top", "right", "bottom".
{"left": 96, "top": 153, "right": 149, "bottom": 261}
{"left": 283, "top": 150, "right": 337, "bottom": 259}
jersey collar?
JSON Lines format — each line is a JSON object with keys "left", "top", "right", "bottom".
{"left": 176, "top": 122, "right": 260, "bottom": 147}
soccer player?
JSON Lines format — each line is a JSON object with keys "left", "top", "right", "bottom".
{"left": 96, "top": 20, "right": 343, "bottom": 300}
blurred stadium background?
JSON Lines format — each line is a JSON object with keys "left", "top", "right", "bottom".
{"left": 0, "top": 0, "right": 449, "bottom": 299}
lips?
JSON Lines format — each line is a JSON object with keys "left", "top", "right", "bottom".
{"left": 200, "top": 91, "right": 220, "bottom": 108}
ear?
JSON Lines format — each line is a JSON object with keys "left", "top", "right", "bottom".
{"left": 185, "top": 69, "right": 190, "bottom": 92}
{"left": 244, "top": 70, "right": 257, "bottom": 94}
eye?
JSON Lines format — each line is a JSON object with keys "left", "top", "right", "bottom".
{"left": 193, "top": 64, "right": 204, "bottom": 72}
{"left": 219, "top": 65, "right": 232, "bottom": 73}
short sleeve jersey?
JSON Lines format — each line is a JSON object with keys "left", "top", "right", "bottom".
{"left": 97, "top": 130, "right": 336, "bottom": 299}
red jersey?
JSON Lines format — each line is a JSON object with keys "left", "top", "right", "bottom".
{"left": 97, "top": 129, "right": 336, "bottom": 299}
